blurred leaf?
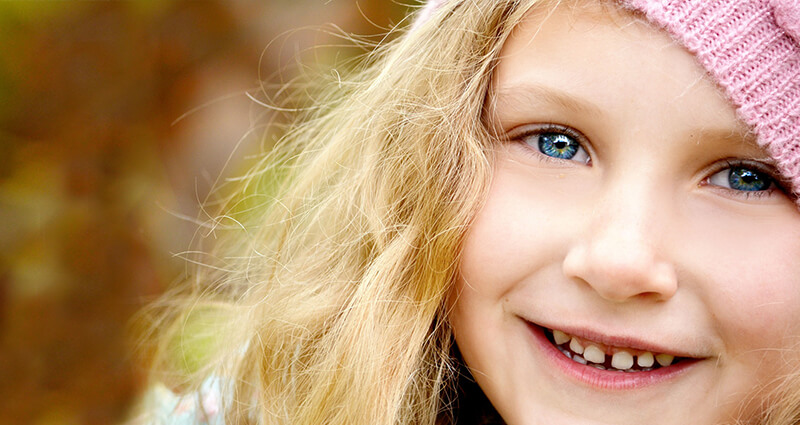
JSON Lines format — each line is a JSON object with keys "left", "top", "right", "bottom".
{"left": 9, "top": 236, "right": 64, "bottom": 299}
{"left": 127, "top": 0, "right": 175, "bottom": 18}
{"left": 169, "top": 306, "right": 232, "bottom": 375}
{"left": 0, "top": 1, "right": 82, "bottom": 26}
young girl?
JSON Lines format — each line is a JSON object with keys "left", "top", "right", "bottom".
{"left": 140, "top": 0, "right": 800, "bottom": 424}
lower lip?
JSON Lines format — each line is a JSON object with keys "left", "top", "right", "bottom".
{"left": 526, "top": 322, "right": 699, "bottom": 390}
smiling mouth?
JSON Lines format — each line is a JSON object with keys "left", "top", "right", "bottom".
{"left": 542, "top": 326, "right": 691, "bottom": 372}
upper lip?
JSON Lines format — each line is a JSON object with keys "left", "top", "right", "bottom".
{"left": 526, "top": 318, "right": 708, "bottom": 358}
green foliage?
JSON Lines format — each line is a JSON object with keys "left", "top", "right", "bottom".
{"left": 169, "top": 306, "right": 232, "bottom": 375}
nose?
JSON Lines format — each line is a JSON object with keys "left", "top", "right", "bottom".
{"left": 562, "top": 183, "right": 678, "bottom": 303}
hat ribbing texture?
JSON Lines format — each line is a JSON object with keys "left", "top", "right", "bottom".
{"left": 621, "top": 0, "right": 800, "bottom": 201}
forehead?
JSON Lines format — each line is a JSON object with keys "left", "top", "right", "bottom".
{"left": 488, "top": 1, "right": 760, "bottom": 155}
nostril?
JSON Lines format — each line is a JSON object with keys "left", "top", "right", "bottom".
{"left": 645, "top": 262, "right": 678, "bottom": 300}
{"left": 563, "top": 241, "right": 678, "bottom": 302}
{"left": 562, "top": 243, "right": 591, "bottom": 285}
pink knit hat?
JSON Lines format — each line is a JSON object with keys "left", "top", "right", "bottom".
{"left": 415, "top": 0, "right": 800, "bottom": 202}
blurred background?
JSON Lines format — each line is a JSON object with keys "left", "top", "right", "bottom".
{"left": 0, "top": 1, "right": 406, "bottom": 423}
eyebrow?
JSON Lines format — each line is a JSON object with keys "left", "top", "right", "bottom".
{"left": 692, "top": 127, "right": 773, "bottom": 162}
{"left": 488, "top": 83, "right": 604, "bottom": 119}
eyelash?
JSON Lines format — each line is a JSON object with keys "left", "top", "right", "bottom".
{"left": 508, "top": 125, "right": 792, "bottom": 201}
{"left": 511, "top": 123, "right": 593, "bottom": 166}
{"left": 701, "top": 159, "right": 788, "bottom": 200}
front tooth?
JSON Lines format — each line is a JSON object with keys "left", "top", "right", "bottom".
{"left": 569, "top": 338, "right": 585, "bottom": 355}
{"left": 583, "top": 345, "right": 605, "bottom": 364}
{"left": 572, "top": 355, "right": 587, "bottom": 365}
{"left": 553, "top": 330, "right": 570, "bottom": 345}
{"left": 656, "top": 354, "right": 674, "bottom": 367}
{"left": 637, "top": 352, "right": 655, "bottom": 368}
{"left": 611, "top": 351, "right": 634, "bottom": 370}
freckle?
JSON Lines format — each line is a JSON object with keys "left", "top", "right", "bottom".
{"left": 559, "top": 174, "right": 565, "bottom": 179}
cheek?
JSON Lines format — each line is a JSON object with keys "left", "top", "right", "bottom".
{"left": 449, "top": 160, "right": 565, "bottom": 393}
{"left": 457, "top": 157, "right": 588, "bottom": 293}
{"left": 689, "top": 213, "right": 800, "bottom": 370}
{"left": 451, "top": 181, "right": 526, "bottom": 342}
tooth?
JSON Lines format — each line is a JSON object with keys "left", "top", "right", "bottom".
{"left": 637, "top": 352, "right": 655, "bottom": 368}
{"left": 583, "top": 345, "right": 605, "bottom": 364}
{"left": 611, "top": 351, "right": 634, "bottom": 370}
{"left": 572, "top": 355, "right": 587, "bottom": 365}
{"left": 553, "top": 330, "right": 570, "bottom": 345}
{"left": 569, "top": 338, "right": 585, "bottom": 355}
{"left": 656, "top": 354, "right": 674, "bottom": 367}
{"left": 591, "top": 364, "right": 606, "bottom": 370}
{"left": 558, "top": 347, "right": 572, "bottom": 359}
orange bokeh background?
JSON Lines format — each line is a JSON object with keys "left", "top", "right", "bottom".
{"left": 0, "top": 1, "right": 406, "bottom": 423}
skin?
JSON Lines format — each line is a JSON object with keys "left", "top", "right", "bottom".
{"left": 450, "top": 2, "right": 800, "bottom": 425}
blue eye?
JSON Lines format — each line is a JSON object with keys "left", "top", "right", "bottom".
{"left": 708, "top": 165, "right": 774, "bottom": 192}
{"left": 535, "top": 132, "right": 590, "bottom": 163}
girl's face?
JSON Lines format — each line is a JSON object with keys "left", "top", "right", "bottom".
{"left": 451, "top": 2, "right": 800, "bottom": 424}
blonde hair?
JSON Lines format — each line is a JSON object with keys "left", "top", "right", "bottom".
{"left": 142, "top": 1, "right": 538, "bottom": 424}
{"left": 139, "top": 0, "right": 800, "bottom": 424}
{"left": 762, "top": 374, "right": 800, "bottom": 425}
